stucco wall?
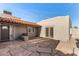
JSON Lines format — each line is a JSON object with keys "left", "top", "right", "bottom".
{"left": 37, "top": 16, "right": 70, "bottom": 41}
{"left": 14, "top": 25, "right": 27, "bottom": 39}
{"left": 70, "top": 28, "right": 79, "bottom": 39}
{"left": 9, "top": 25, "right": 37, "bottom": 40}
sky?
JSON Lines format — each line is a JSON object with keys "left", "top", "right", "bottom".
{"left": 0, "top": 3, "right": 79, "bottom": 27}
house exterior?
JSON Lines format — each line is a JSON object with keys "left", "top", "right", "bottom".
{"left": 0, "top": 10, "right": 41, "bottom": 41}
{"left": 37, "top": 16, "right": 72, "bottom": 41}
{"left": 0, "top": 10, "right": 79, "bottom": 42}
{"left": 37, "top": 15, "right": 79, "bottom": 55}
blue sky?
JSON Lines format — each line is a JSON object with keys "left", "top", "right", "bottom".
{"left": 0, "top": 3, "right": 79, "bottom": 27}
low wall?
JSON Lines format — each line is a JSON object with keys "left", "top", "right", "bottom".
{"left": 70, "top": 28, "right": 79, "bottom": 39}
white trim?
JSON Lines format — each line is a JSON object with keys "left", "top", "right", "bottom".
{"left": 9, "top": 25, "right": 12, "bottom": 40}
{"left": 9, "top": 25, "right": 15, "bottom": 40}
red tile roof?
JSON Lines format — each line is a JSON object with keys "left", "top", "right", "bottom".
{"left": 0, "top": 14, "right": 41, "bottom": 27}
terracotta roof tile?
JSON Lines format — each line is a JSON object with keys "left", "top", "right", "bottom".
{"left": 0, "top": 14, "right": 41, "bottom": 27}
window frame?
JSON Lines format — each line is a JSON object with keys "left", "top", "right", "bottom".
{"left": 45, "top": 27, "right": 54, "bottom": 38}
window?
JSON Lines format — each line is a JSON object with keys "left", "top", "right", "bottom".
{"left": 2, "top": 26, "right": 8, "bottom": 30}
{"left": 29, "top": 27, "right": 34, "bottom": 32}
{"left": 46, "top": 28, "right": 49, "bottom": 37}
{"left": 50, "top": 27, "right": 53, "bottom": 37}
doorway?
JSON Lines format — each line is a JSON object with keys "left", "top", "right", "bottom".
{"left": 45, "top": 27, "right": 54, "bottom": 38}
{"left": 1, "top": 25, "right": 9, "bottom": 41}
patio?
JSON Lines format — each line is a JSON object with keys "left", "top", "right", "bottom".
{"left": 0, "top": 37, "right": 60, "bottom": 56}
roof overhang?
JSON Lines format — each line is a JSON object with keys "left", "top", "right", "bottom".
{"left": 0, "top": 17, "right": 41, "bottom": 27}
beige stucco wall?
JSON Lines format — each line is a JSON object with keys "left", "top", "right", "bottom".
{"left": 70, "top": 28, "right": 79, "bottom": 39}
{"left": 37, "top": 16, "right": 71, "bottom": 41}
{"left": 9, "top": 24, "right": 37, "bottom": 40}
{"left": 14, "top": 25, "right": 27, "bottom": 39}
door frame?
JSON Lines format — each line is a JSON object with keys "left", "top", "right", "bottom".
{"left": 45, "top": 27, "right": 54, "bottom": 38}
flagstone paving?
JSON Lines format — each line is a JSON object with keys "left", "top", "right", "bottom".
{"left": 0, "top": 37, "right": 60, "bottom": 56}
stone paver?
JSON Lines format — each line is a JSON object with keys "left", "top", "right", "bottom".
{"left": 25, "top": 46, "right": 38, "bottom": 52}
{"left": 37, "top": 47, "right": 51, "bottom": 53}
{"left": 0, "top": 48, "right": 10, "bottom": 56}
{"left": 30, "top": 51, "right": 40, "bottom": 56}
{"left": 9, "top": 46, "right": 26, "bottom": 56}
{"left": 40, "top": 52, "right": 51, "bottom": 56}
{"left": 37, "top": 42, "right": 51, "bottom": 48}
{"left": 27, "top": 43, "right": 37, "bottom": 47}
{"left": 14, "top": 50, "right": 32, "bottom": 56}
